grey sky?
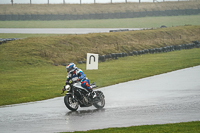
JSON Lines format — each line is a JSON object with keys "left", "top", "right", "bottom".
{"left": 0, "top": 0, "right": 180, "bottom": 4}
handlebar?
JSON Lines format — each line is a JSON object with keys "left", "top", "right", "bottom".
{"left": 66, "top": 80, "right": 80, "bottom": 85}
{"left": 61, "top": 87, "right": 66, "bottom": 94}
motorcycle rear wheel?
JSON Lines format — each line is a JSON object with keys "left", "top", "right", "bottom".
{"left": 64, "top": 94, "right": 79, "bottom": 111}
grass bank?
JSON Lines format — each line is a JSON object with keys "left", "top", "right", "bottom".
{"left": 2, "top": 25, "right": 200, "bottom": 65}
{"left": 0, "top": 15, "right": 200, "bottom": 28}
{"left": 62, "top": 121, "right": 200, "bottom": 133}
{"left": 1, "top": 25, "right": 200, "bottom": 106}
{"left": 1, "top": 1, "right": 199, "bottom": 15}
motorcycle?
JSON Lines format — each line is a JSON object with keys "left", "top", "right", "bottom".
{"left": 61, "top": 80, "right": 105, "bottom": 111}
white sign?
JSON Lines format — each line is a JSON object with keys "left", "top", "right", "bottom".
{"left": 86, "top": 53, "right": 98, "bottom": 70}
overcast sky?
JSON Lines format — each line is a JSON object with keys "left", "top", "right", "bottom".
{"left": 0, "top": 0, "right": 180, "bottom": 4}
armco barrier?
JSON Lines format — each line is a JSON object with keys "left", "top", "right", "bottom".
{"left": 0, "top": 8, "right": 200, "bottom": 21}
{"left": 0, "top": 38, "right": 19, "bottom": 45}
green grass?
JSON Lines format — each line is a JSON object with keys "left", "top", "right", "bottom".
{"left": 0, "top": 33, "right": 65, "bottom": 38}
{"left": 0, "top": 15, "right": 200, "bottom": 28}
{"left": 0, "top": 66, "right": 64, "bottom": 105}
{"left": 62, "top": 121, "right": 200, "bottom": 133}
{"left": 1, "top": 1, "right": 199, "bottom": 15}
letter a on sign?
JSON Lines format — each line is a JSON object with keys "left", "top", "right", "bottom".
{"left": 86, "top": 53, "right": 98, "bottom": 70}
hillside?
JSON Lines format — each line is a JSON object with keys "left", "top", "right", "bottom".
{"left": 0, "top": 1, "right": 200, "bottom": 20}
{"left": 1, "top": 25, "right": 200, "bottom": 66}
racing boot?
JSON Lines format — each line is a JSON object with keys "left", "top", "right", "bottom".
{"left": 90, "top": 82, "right": 98, "bottom": 89}
{"left": 88, "top": 89, "right": 96, "bottom": 99}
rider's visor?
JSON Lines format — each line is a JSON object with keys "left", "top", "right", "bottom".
{"left": 67, "top": 67, "right": 73, "bottom": 72}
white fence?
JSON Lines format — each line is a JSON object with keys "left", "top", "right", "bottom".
{"left": 3, "top": 0, "right": 191, "bottom": 5}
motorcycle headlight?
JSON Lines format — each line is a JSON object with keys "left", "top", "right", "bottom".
{"left": 65, "top": 85, "right": 71, "bottom": 91}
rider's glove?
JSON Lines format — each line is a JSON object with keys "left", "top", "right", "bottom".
{"left": 77, "top": 78, "right": 81, "bottom": 81}
{"left": 61, "top": 87, "right": 66, "bottom": 94}
{"left": 62, "top": 87, "right": 66, "bottom": 92}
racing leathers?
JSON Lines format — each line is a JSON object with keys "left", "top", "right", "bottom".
{"left": 66, "top": 68, "right": 96, "bottom": 98}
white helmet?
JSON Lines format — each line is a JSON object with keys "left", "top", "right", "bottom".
{"left": 66, "top": 63, "right": 77, "bottom": 73}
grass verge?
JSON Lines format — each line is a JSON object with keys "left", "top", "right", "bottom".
{"left": 62, "top": 121, "right": 200, "bottom": 133}
{"left": 0, "top": 15, "right": 200, "bottom": 28}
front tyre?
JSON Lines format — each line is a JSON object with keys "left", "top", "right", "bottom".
{"left": 64, "top": 94, "right": 79, "bottom": 111}
{"left": 93, "top": 91, "right": 105, "bottom": 109}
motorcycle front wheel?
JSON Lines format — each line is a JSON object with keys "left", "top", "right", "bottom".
{"left": 64, "top": 94, "right": 79, "bottom": 111}
{"left": 93, "top": 92, "right": 105, "bottom": 109}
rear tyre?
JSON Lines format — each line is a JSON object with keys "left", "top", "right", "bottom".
{"left": 64, "top": 94, "right": 79, "bottom": 111}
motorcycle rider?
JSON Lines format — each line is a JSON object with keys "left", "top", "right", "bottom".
{"left": 63, "top": 63, "right": 96, "bottom": 98}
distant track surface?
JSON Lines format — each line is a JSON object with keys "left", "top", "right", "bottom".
{"left": 0, "top": 28, "right": 144, "bottom": 34}
{"left": 0, "top": 66, "right": 200, "bottom": 133}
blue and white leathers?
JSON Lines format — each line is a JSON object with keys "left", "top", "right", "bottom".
{"left": 66, "top": 68, "right": 92, "bottom": 90}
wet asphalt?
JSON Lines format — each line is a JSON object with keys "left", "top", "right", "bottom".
{"left": 0, "top": 66, "right": 200, "bottom": 133}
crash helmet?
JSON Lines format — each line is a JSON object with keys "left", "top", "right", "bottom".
{"left": 66, "top": 63, "right": 77, "bottom": 73}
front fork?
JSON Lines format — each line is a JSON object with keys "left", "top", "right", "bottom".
{"left": 65, "top": 86, "right": 76, "bottom": 102}
{"left": 72, "top": 90, "right": 75, "bottom": 99}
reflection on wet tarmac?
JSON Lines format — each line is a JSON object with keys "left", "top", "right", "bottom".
{"left": 66, "top": 109, "right": 106, "bottom": 116}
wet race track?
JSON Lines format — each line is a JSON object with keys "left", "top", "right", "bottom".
{"left": 0, "top": 66, "right": 200, "bottom": 133}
